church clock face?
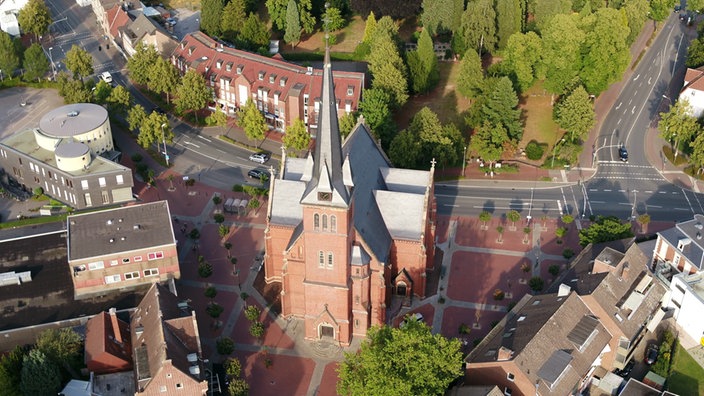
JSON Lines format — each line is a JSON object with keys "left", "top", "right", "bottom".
{"left": 318, "top": 192, "right": 332, "bottom": 201}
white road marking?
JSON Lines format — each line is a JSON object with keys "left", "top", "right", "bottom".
{"left": 633, "top": 74, "right": 640, "bottom": 81}
{"left": 198, "top": 135, "right": 212, "bottom": 142}
{"left": 591, "top": 200, "right": 606, "bottom": 204}
{"left": 648, "top": 77, "right": 652, "bottom": 85}
{"left": 183, "top": 141, "right": 200, "bottom": 148}
{"left": 615, "top": 102, "right": 622, "bottom": 110}
{"left": 631, "top": 106, "right": 636, "bottom": 114}
{"left": 603, "top": 189, "right": 612, "bottom": 192}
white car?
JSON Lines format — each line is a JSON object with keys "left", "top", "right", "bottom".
{"left": 249, "top": 152, "right": 271, "bottom": 164}
{"left": 100, "top": 71, "right": 113, "bottom": 83}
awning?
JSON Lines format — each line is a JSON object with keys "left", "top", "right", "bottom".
{"left": 646, "top": 307, "right": 667, "bottom": 333}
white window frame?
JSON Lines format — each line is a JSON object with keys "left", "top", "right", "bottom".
{"left": 144, "top": 268, "right": 160, "bottom": 277}
{"left": 124, "top": 271, "right": 140, "bottom": 280}
{"left": 116, "top": 174, "right": 124, "bottom": 185}
{"left": 81, "top": 180, "right": 89, "bottom": 190}
{"left": 105, "top": 274, "right": 121, "bottom": 284}
{"left": 134, "top": 255, "right": 143, "bottom": 262}
{"left": 98, "top": 177, "right": 106, "bottom": 187}
{"left": 147, "top": 251, "right": 164, "bottom": 261}
{"left": 507, "top": 372, "right": 515, "bottom": 382}
{"left": 88, "top": 261, "right": 104, "bottom": 270}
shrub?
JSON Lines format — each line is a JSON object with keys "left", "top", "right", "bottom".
{"left": 198, "top": 261, "right": 213, "bottom": 278}
{"left": 548, "top": 265, "right": 560, "bottom": 276}
{"left": 245, "top": 305, "right": 261, "bottom": 322}
{"left": 525, "top": 140, "right": 545, "bottom": 160}
{"left": 521, "top": 263, "right": 531, "bottom": 273}
{"left": 204, "top": 286, "right": 217, "bottom": 299}
{"left": 213, "top": 213, "right": 225, "bottom": 223}
{"left": 459, "top": 323, "right": 471, "bottom": 335}
{"left": 33, "top": 187, "right": 44, "bottom": 196}
{"left": 189, "top": 228, "right": 200, "bottom": 240}
{"left": 131, "top": 153, "right": 143, "bottom": 162}
{"left": 216, "top": 337, "right": 235, "bottom": 355}
{"left": 218, "top": 224, "right": 229, "bottom": 237}
{"left": 563, "top": 248, "right": 575, "bottom": 259}
{"left": 233, "top": 184, "right": 244, "bottom": 192}
{"left": 529, "top": 276, "right": 544, "bottom": 291}
{"left": 185, "top": 178, "right": 196, "bottom": 186}
{"left": 493, "top": 289, "right": 505, "bottom": 300}
{"left": 206, "top": 302, "right": 224, "bottom": 318}
{"left": 249, "top": 321, "right": 265, "bottom": 338}
{"left": 213, "top": 196, "right": 222, "bottom": 205}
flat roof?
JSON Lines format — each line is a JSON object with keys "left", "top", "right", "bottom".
{"left": 1, "top": 129, "right": 130, "bottom": 177}
{"left": 67, "top": 201, "right": 175, "bottom": 260}
{"left": 39, "top": 103, "right": 108, "bottom": 138}
{"left": 0, "top": 231, "right": 145, "bottom": 332}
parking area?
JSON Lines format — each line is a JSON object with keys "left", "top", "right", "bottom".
{"left": 0, "top": 87, "right": 64, "bottom": 140}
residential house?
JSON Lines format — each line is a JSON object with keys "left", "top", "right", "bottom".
{"left": 263, "top": 46, "right": 435, "bottom": 345}
{"left": 0, "top": 103, "right": 134, "bottom": 209}
{"left": 0, "top": 0, "right": 27, "bottom": 36}
{"left": 171, "top": 31, "right": 364, "bottom": 134}
{"left": 652, "top": 214, "right": 704, "bottom": 275}
{"left": 555, "top": 241, "right": 667, "bottom": 370}
{"left": 120, "top": 13, "right": 177, "bottom": 57}
{"left": 67, "top": 201, "right": 180, "bottom": 299}
{"left": 131, "top": 282, "right": 207, "bottom": 395}
{"left": 85, "top": 308, "right": 133, "bottom": 374}
{"left": 465, "top": 292, "right": 612, "bottom": 396}
{"left": 680, "top": 67, "right": 704, "bottom": 117}
{"left": 104, "top": 4, "right": 131, "bottom": 43}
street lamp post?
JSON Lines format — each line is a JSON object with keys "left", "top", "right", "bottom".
{"left": 462, "top": 145, "right": 467, "bottom": 177}
{"left": 160, "top": 123, "right": 169, "bottom": 166}
{"left": 48, "top": 47, "right": 55, "bottom": 80}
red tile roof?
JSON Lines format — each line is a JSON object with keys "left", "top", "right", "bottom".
{"left": 105, "top": 4, "right": 131, "bottom": 41}
{"left": 171, "top": 31, "right": 364, "bottom": 112}
{"left": 85, "top": 311, "right": 133, "bottom": 374}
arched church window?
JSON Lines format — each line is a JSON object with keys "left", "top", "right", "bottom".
{"left": 327, "top": 252, "right": 333, "bottom": 268}
{"left": 318, "top": 251, "right": 324, "bottom": 268}
{"left": 322, "top": 214, "right": 328, "bottom": 230}
{"left": 331, "top": 215, "right": 337, "bottom": 232}
{"left": 314, "top": 213, "right": 320, "bottom": 230}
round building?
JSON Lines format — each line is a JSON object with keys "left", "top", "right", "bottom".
{"left": 37, "top": 103, "right": 113, "bottom": 155}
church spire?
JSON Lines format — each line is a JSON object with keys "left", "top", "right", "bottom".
{"left": 301, "top": 2, "right": 349, "bottom": 207}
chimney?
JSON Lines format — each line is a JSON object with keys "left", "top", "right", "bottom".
{"left": 109, "top": 308, "right": 122, "bottom": 344}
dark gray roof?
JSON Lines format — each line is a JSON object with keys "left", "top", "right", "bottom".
{"left": 619, "top": 378, "right": 666, "bottom": 396}
{"left": 125, "top": 13, "right": 162, "bottom": 44}
{"left": 567, "top": 315, "right": 599, "bottom": 349}
{"left": 67, "top": 201, "right": 175, "bottom": 260}
{"left": 658, "top": 214, "right": 704, "bottom": 269}
{"left": 537, "top": 349, "right": 572, "bottom": 384}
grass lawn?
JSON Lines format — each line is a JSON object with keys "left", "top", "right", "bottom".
{"left": 668, "top": 343, "right": 704, "bottom": 396}
{"left": 396, "top": 62, "right": 472, "bottom": 131}
{"left": 519, "top": 81, "right": 561, "bottom": 152}
{"left": 287, "top": 15, "right": 365, "bottom": 53}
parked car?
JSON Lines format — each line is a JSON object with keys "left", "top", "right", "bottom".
{"left": 645, "top": 344, "right": 659, "bottom": 365}
{"left": 249, "top": 152, "right": 271, "bottom": 164}
{"left": 248, "top": 169, "right": 269, "bottom": 180}
{"left": 100, "top": 71, "right": 113, "bottom": 83}
{"left": 614, "top": 360, "right": 635, "bottom": 378}
{"left": 619, "top": 146, "right": 628, "bottom": 162}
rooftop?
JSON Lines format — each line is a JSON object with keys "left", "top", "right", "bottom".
{"left": 67, "top": 201, "right": 175, "bottom": 260}
{"left": 39, "top": 103, "right": 108, "bottom": 138}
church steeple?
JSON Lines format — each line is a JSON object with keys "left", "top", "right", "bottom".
{"left": 301, "top": 5, "right": 349, "bottom": 207}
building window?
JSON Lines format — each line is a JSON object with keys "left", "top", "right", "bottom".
{"left": 134, "top": 256, "right": 143, "bottom": 262}
{"left": 105, "top": 274, "right": 121, "bottom": 284}
{"left": 116, "top": 174, "right": 124, "bottom": 185}
{"left": 347, "top": 86, "right": 353, "bottom": 96}
{"left": 84, "top": 193, "right": 92, "bottom": 207}
{"left": 355, "top": 319, "right": 359, "bottom": 328}
{"left": 318, "top": 251, "right": 324, "bottom": 268}
{"left": 124, "top": 271, "right": 140, "bottom": 280}
{"left": 676, "top": 284, "right": 686, "bottom": 294}
{"left": 314, "top": 214, "right": 320, "bottom": 230}
{"left": 507, "top": 373, "right": 515, "bottom": 382}
{"left": 159, "top": 385, "right": 167, "bottom": 392}
{"left": 322, "top": 214, "right": 328, "bottom": 231}
{"left": 88, "top": 261, "right": 104, "bottom": 270}
{"left": 327, "top": 252, "right": 333, "bottom": 268}
{"left": 144, "top": 268, "right": 160, "bottom": 277}
{"left": 81, "top": 180, "right": 89, "bottom": 190}
{"left": 176, "top": 383, "right": 183, "bottom": 389}
{"left": 148, "top": 251, "right": 164, "bottom": 260}
{"left": 331, "top": 215, "right": 337, "bottom": 232}
{"left": 122, "top": 258, "right": 130, "bottom": 264}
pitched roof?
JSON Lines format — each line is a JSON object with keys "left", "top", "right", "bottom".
{"left": 682, "top": 67, "right": 704, "bottom": 93}
{"left": 85, "top": 311, "right": 132, "bottom": 373}
{"left": 467, "top": 293, "right": 611, "bottom": 396}
{"left": 131, "top": 283, "right": 205, "bottom": 393}
{"left": 105, "top": 4, "right": 131, "bottom": 40}
{"left": 658, "top": 214, "right": 704, "bottom": 270}
{"left": 124, "top": 13, "right": 166, "bottom": 45}
{"left": 67, "top": 201, "right": 176, "bottom": 261}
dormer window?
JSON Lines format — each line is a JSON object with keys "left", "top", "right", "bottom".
{"left": 216, "top": 60, "right": 222, "bottom": 69}
{"left": 226, "top": 62, "right": 233, "bottom": 72}
{"left": 318, "top": 192, "right": 332, "bottom": 201}
{"left": 188, "top": 46, "right": 194, "bottom": 55}
{"left": 236, "top": 64, "right": 243, "bottom": 74}
{"left": 347, "top": 85, "right": 354, "bottom": 96}
{"left": 258, "top": 71, "right": 265, "bottom": 80}
{"left": 280, "top": 77, "right": 287, "bottom": 87}
{"left": 269, "top": 74, "right": 276, "bottom": 83}
{"left": 180, "top": 41, "right": 185, "bottom": 49}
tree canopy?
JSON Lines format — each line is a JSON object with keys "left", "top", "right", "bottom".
{"left": 282, "top": 118, "right": 311, "bottom": 151}
{"left": 23, "top": 43, "right": 49, "bottom": 82}
{"left": 540, "top": 14, "right": 585, "bottom": 95}
{"left": 175, "top": 69, "right": 211, "bottom": 122}
{"left": 337, "top": 320, "right": 463, "bottom": 396}
{"left": 0, "top": 31, "right": 19, "bottom": 80}
{"left": 20, "top": 349, "right": 61, "bottom": 396}
{"left": 456, "top": 48, "right": 484, "bottom": 99}
{"left": 149, "top": 56, "right": 180, "bottom": 104}
{"left": 64, "top": 45, "right": 94, "bottom": 81}
{"left": 659, "top": 98, "right": 700, "bottom": 155}
{"left": 137, "top": 112, "right": 172, "bottom": 149}
{"left": 579, "top": 8, "right": 630, "bottom": 94}
{"left": 554, "top": 85, "right": 595, "bottom": 142}
{"left": 578, "top": 216, "right": 634, "bottom": 246}
{"left": 220, "top": 0, "right": 247, "bottom": 41}
{"left": 200, "top": 0, "right": 224, "bottom": 36}
{"left": 469, "top": 121, "right": 508, "bottom": 166}
{"left": 239, "top": 13, "right": 270, "bottom": 51}
{"left": 17, "top": 0, "right": 52, "bottom": 39}
{"left": 358, "top": 88, "right": 396, "bottom": 147}
{"left": 420, "top": 0, "right": 455, "bottom": 36}
{"left": 481, "top": 77, "right": 522, "bottom": 142}
{"left": 459, "top": 0, "right": 497, "bottom": 55}
{"left": 284, "top": 0, "right": 301, "bottom": 48}
{"left": 237, "top": 99, "right": 266, "bottom": 142}
{"left": 504, "top": 31, "right": 543, "bottom": 92}
{"left": 127, "top": 43, "right": 159, "bottom": 85}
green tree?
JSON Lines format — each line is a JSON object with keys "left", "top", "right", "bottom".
{"left": 127, "top": 104, "right": 148, "bottom": 133}
{"left": 533, "top": 0, "right": 571, "bottom": 30}
{"left": 479, "top": 211, "right": 491, "bottom": 227}
{"left": 207, "top": 302, "right": 224, "bottom": 318}
{"left": 56, "top": 73, "right": 92, "bottom": 103}
{"left": 228, "top": 379, "right": 249, "bottom": 396}
{"left": 421, "top": 0, "right": 455, "bottom": 36}
{"left": 323, "top": 6, "right": 346, "bottom": 32}
{"left": 495, "top": 0, "right": 524, "bottom": 50}
{"left": 220, "top": 0, "right": 247, "bottom": 41}
{"left": 266, "top": 0, "right": 288, "bottom": 30}
{"left": 137, "top": 112, "right": 172, "bottom": 149}
{"left": 337, "top": 321, "right": 463, "bottom": 396}
{"left": 358, "top": 88, "right": 396, "bottom": 147}
{"left": 0, "top": 346, "right": 26, "bottom": 395}
{"left": 459, "top": 0, "right": 497, "bottom": 54}
{"left": 580, "top": 7, "right": 630, "bottom": 95}
{"left": 389, "top": 129, "right": 422, "bottom": 168}
{"left": 659, "top": 98, "right": 700, "bottom": 161}
{"left": 649, "top": 0, "right": 676, "bottom": 22}
{"left": 690, "top": 131, "right": 704, "bottom": 174}
{"left": 555, "top": 226, "right": 567, "bottom": 242}
{"left": 245, "top": 305, "right": 261, "bottom": 321}
{"left": 92, "top": 80, "right": 113, "bottom": 105}
{"left": 623, "top": 0, "right": 650, "bottom": 45}
{"left": 206, "top": 106, "right": 229, "bottom": 132}
{"left": 216, "top": 337, "right": 235, "bottom": 355}
{"left": 368, "top": 33, "right": 408, "bottom": 107}
{"left": 456, "top": 48, "right": 484, "bottom": 99}
{"left": 237, "top": 99, "right": 266, "bottom": 143}
{"left": 481, "top": 77, "right": 522, "bottom": 142}
{"left": 284, "top": 0, "right": 301, "bottom": 49}
{"left": 17, "top": 0, "right": 52, "bottom": 40}
{"left": 0, "top": 31, "right": 19, "bottom": 80}
{"left": 339, "top": 111, "right": 357, "bottom": 138}
{"left": 198, "top": 261, "right": 214, "bottom": 278}
{"left": 528, "top": 276, "right": 545, "bottom": 292}
{"left": 239, "top": 13, "right": 270, "bottom": 51}
{"left": 687, "top": 38, "right": 704, "bottom": 68}
{"left": 204, "top": 286, "right": 218, "bottom": 299}
{"left": 35, "top": 328, "right": 83, "bottom": 365}
{"left": 578, "top": 215, "right": 634, "bottom": 247}
{"left": 20, "top": 349, "right": 61, "bottom": 396}
{"left": 411, "top": 28, "right": 439, "bottom": 94}
{"left": 200, "top": 0, "right": 224, "bottom": 36}
{"left": 127, "top": 43, "right": 159, "bottom": 85}
{"left": 504, "top": 31, "right": 543, "bottom": 92}
{"left": 64, "top": 45, "right": 93, "bottom": 81}
{"left": 690, "top": 0, "right": 704, "bottom": 12}
{"left": 554, "top": 85, "right": 595, "bottom": 142}
{"left": 149, "top": 56, "right": 180, "bottom": 104}
{"left": 637, "top": 213, "right": 651, "bottom": 232}
{"left": 283, "top": 118, "right": 311, "bottom": 151}
{"left": 506, "top": 210, "right": 520, "bottom": 227}
{"left": 362, "top": 11, "right": 377, "bottom": 43}
{"left": 249, "top": 321, "right": 265, "bottom": 338}
{"left": 541, "top": 14, "right": 585, "bottom": 95}
{"left": 22, "top": 43, "right": 49, "bottom": 82}
{"left": 469, "top": 121, "right": 508, "bottom": 168}
{"left": 107, "top": 85, "right": 133, "bottom": 117}
{"left": 175, "top": 69, "right": 211, "bottom": 123}
{"left": 298, "top": 0, "right": 316, "bottom": 34}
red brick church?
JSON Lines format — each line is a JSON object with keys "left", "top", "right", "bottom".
{"left": 263, "top": 46, "right": 437, "bottom": 345}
